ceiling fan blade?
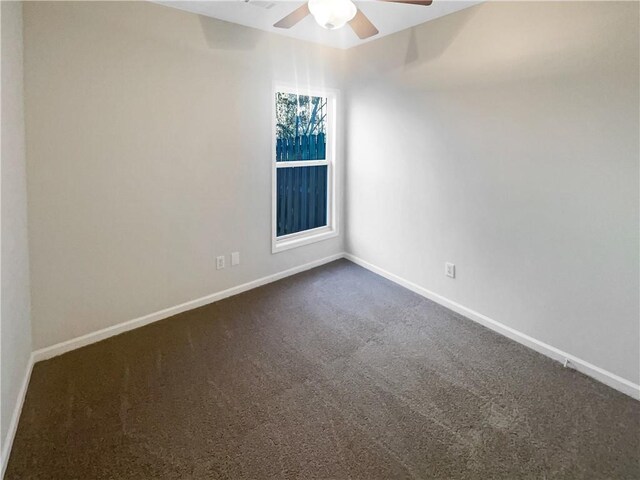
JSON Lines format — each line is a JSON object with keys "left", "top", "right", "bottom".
{"left": 273, "top": 3, "right": 311, "bottom": 29}
{"left": 378, "top": 0, "right": 433, "bottom": 5}
{"left": 348, "top": 9, "right": 379, "bottom": 39}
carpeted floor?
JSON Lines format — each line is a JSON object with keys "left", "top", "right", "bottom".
{"left": 6, "top": 259, "right": 639, "bottom": 479}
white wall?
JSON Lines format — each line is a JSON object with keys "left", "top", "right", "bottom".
{"left": 1, "top": 0, "right": 32, "bottom": 463}
{"left": 345, "top": 1, "right": 639, "bottom": 385}
{"left": 23, "top": 1, "right": 344, "bottom": 350}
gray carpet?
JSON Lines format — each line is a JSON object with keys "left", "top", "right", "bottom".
{"left": 6, "top": 259, "right": 639, "bottom": 479}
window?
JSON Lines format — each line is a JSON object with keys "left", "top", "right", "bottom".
{"left": 272, "top": 86, "right": 338, "bottom": 253}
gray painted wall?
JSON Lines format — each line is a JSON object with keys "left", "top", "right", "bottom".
{"left": 345, "top": 1, "right": 639, "bottom": 384}
{"left": 14, "top": 0, "right": 640, "bottom": 408}
{"left": 23, "top": 1, "right": 345, "bottom": 350}
{"left": 1, "top": 0, "right": 32, "bottom": 460}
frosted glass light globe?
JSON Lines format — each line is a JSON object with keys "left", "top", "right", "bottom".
{"left": 308, "top": 0, "right": 357, "bottom": 30}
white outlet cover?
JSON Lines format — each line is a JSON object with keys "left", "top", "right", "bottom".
{"left": 216, "top": 256, "right": 225, "bottom": 270}
{"left": 231, "top": 252, "right": 240, "bottom": 266}
{"left": 445, "top": 263, "right": 455, "bottom": 278}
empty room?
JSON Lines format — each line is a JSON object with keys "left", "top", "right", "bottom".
{"left": 1, "top": 0, "right": 638, "bottom": 478}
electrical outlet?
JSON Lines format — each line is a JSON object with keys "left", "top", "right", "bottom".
{"left": 216, "top": 256, "right": 225, "bottom": 270}
{"left": 445, "top": 262, "right": 455, "bottom": 278}
{"left": 231, "top": 252, "right": 240, "bottom": 266}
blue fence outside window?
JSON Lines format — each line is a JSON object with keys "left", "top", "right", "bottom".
{"left": 276, "top": 133, "right": 326, "bottom": 161}
{"left": 276, "top": 165, "right": 328, "bottom": 237}
{"left": 275, "top": 91, "right": 329, "bottom": 239}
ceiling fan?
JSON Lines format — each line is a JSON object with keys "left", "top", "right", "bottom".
{"left": 273, "top": 0, "right": 433, "bottom": 40}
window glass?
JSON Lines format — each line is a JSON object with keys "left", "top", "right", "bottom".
{"left": 276, "top": 166, "right": 328, "bottom": 236}
{"left": 275, "top": 93, "right": 327, "bottom": 162}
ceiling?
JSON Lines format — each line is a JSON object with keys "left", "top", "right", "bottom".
{"left": 154, "top": 1, "right": 482, "bottom": 50}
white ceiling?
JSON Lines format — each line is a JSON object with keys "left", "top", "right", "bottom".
{"left": 154, "top": 1, "right": 482, "bottom": 50}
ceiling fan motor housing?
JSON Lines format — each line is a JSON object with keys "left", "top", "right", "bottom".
{"left": 308, "top": 0, "right": 357, "bottom": 30}
{"left": 273, "top": 0, "right": 432, "bottom": 40}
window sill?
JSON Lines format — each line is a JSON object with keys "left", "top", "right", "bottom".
{"left": 272, "top": 226, "right": 338, "bottom": 254}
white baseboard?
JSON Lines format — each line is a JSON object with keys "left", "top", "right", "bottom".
{"left": 344, "top": 253, "right": 640, "bottom": 401}
{"left": 1, "top": 353, "right": 35, "bottom": 479}
{"left": 32, "top": 253, "right": 345, "bottom": 363}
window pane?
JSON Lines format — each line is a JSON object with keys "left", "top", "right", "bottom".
{"left": 276, "top": 166, "right": 328, "bottom": 237}
{"left": 276, "top": 92, "right": 327, "bottom": 161}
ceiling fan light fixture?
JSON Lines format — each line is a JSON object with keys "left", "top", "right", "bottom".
{"left": 308, "top": 0, "right": 357, "bottom": 30}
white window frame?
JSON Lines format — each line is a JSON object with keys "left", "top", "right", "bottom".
{"left": 272, "top": 84, "right": 339, "bottom": 254}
